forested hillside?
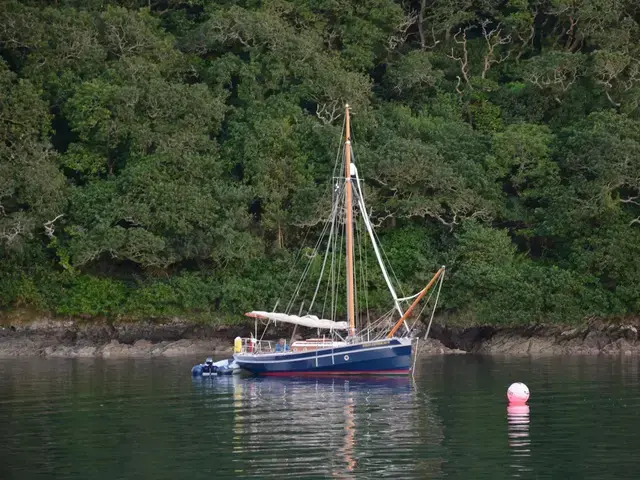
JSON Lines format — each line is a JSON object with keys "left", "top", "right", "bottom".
{"left": 2, "top": 0, "right": 640, "bottom": 326}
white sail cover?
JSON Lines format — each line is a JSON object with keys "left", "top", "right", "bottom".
{"left": 246, "top": 311, "right": 349, "bottom": 331}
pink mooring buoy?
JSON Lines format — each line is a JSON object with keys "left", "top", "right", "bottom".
{"left": 507, "top": 382, "right": 530, "bottom": 405}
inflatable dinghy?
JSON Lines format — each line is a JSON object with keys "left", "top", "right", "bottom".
{"left": 191, "top": 357, "right": 241, "bottom": 377}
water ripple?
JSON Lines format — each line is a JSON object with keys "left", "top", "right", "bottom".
{"left": 1, "top": 356, "right": 639, "bottom": 479}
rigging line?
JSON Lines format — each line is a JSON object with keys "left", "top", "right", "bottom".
{"left": 424, "top": 269, "right": 445, "bottom": 341}
{"left": 274, "top": 223, "right": 313, "bottom": 311}
{"left": 286, "top": 235, "right": 329, "bottom": 315}
{"left": 364, "top": 204, "right": 371, "bottom": 330}
{"left": 258, "top": 320, "right": 271, "bottom": 342}
{"left": 357, "top": 197, "right": 369, "bottom": 333}
{"left": 356, "top": 203, "right": 366, "bottom": 331}
{"left": 370, "top": 311, "right": 397, "bottom": 340}
{"left": 308, "top": 187, "right": 342, "bottom": 313}
{"left": 350, "top": 174, "right": 378, "bottom": 333}
{"left": 328, "top": 197, "right": 338, "bottom": 322}
{"left": 351, "top": 160, "right": 406, "bottom": 301}
{"left": 285, "top": 197, "right": 337, "bottom": 314}
{"left": 319, "top": 244, "right": 332, "bottom": 320}
{"left": 355, "top": 200, "right": 364, "bottom": 330}
{"left": 326, "top": 116, "right": 346, "bottom": 324}
{"left": 398, "top": 291, "right": 424, "bottom": 302}
{"left": 411, "top": 273, "right": 440, "bottom": 331}
{"left": 353, "top": 170, "right": 407, "bottom": 326}
{"left": 356, "top": 206, "right": 366, "bottom": 333}
{"left": 331, "top": 188, "right": 345, "bottom": 320}
{"left": 360, "top": 307, "right": 395, "bottom": 333}
{"left": 400, "top": 277, "right": 441, "bottom": 304}
{"left": 360, "top": 308, "right": 395, "bottom": 341}
{"left": 350, "top": 148, "right": 407, "bottom": 300}
{"left": 406, "top": 274, "right": 440, "bottom": 337}
{"left": 320, "top": 189, "right": 341, "bottom": 320}
{"left": 320, "top": 195, "right": 338, "bottom": 321}
{"left": 337, "top": 195, "right": 345, "bottom": 323}
{"left": 305, "top": 114, "right": 345, "bottom": 320}
{"left": 353, "top": 207, "right": 358, "bottom": 331}
{"left": 361, "top": 306, "right": 395, "bottom": 327}
{"left": 330, "top": 214, "right": 339, "bottom": 324}
{"left": 408, "top": 290, "right": 433, "bottom": 333}
{"left": 273, "top": 144, "right": 346, "bottom": 315}
{"left": 273, "top": 136, "right": 343, "bottom": 311}
{"left": 255, "top": 298, "right": 282, "bottom": 343}
{"left": 331, "top": 115, "right": 347, "bottom": 181}
{"left": 333, "top": 208, "right": 345, "bottom": 327}
{"left": 331, "top": 212, "right": 340, "bottom": 323}
{"left": 412, "top": 338, "right": 420, "bottom": 379}
{"left": 371, "top": 217, "right": 406, "bottom": 297}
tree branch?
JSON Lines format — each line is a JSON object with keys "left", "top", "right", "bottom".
{"left": 315, "top": 100, "right": 340, "bottom": 125}
{"left": 387, "top": 11, "right": 418, "bottom": 51}
{"left": 43, "top": 214, "right": 65, "bottom": 239}
{"left": 0, "top": 220, "right": 27, "bottom": 245}
{"left": 480, "top": 20, "right": 511, "bottom": 79}
{"left": 447, "top": 27, "right": 472, "bottom": 88}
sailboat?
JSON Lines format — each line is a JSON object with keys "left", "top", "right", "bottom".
{"left": 233, "top": 104, "right": 445, "bottom": 376}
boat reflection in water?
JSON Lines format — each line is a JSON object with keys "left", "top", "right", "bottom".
{"left": 507, "top": 404, "right": 532, "bottom": 477}
{"left": 192, "top": 375, "right": 443, "bottom": 479}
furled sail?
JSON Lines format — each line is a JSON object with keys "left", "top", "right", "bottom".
{"left": 245, "top": 311, "right": 349, "bottom": 331}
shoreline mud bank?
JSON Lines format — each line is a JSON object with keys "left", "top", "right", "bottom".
{"left": 0, "top": 317, "right": 638, "bottom": 358}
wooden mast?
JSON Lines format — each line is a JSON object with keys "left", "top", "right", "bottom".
{"left": 345, "top": 104, "right": 356, "bottom": 337}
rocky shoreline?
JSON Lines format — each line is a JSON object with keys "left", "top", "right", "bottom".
{"left": 0, "top": 317, "right": 462, "bottom": 358}
{"left": 0, "top": 319, "right": 241, "bottom": 358}
{"left": 429, "top": 319, "right": 640, "bottom": 355}
{"left": 1, "top": 316, "right": 639, "bottom": 358}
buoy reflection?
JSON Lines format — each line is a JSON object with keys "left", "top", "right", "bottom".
{"left": 507, "top": 404, "right": 532, "bottom": 476}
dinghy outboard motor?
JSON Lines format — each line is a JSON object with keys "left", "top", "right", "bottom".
{"left": 203, "top": 357, "right": 215, "bottom": 375}
{"left": 191, "top": 357, "right": 215, "bottom": 377}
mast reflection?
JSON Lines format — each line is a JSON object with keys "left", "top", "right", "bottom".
{"left": 193, "top": 375, "right": 442, "bottom": 478}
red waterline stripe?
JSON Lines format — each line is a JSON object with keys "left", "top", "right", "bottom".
{"left": 260, "top": 370, "right": 410, "bottom": 377}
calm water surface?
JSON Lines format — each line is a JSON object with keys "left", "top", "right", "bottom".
{"left": 1, "top": 355, "right": 639, "bottom": 479}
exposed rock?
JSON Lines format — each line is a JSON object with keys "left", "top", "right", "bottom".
{"left": 0, "top": 337, "right": 40, "bottom": 357}
{"left": 417, "top": 338, "right": 466, "bottom": 355}
{"left": 428, "top": 319, "right": 640, "bottom": 355}
{"left": 101, "top": 340, "right": 133, "bottom": 358}
{"left": 0, "top": 317, "right": 241, "bottom": 358}
{"left": 3, "top": 314, "right": 640, "bottom": 357}
{"left": 160, "top": 339, "right": 231, "bottom": 357}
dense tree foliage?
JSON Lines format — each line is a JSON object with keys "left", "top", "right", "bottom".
{"left": 1, "top": 0, "right": 640, "bottom": 325}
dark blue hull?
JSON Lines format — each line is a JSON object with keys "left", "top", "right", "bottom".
{"left": 233, "top": 338, "right": 412, "bottom": 376}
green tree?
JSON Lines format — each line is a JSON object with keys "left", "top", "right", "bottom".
{"left": 1, "top": 0, "right": 640, "bottom": 326}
